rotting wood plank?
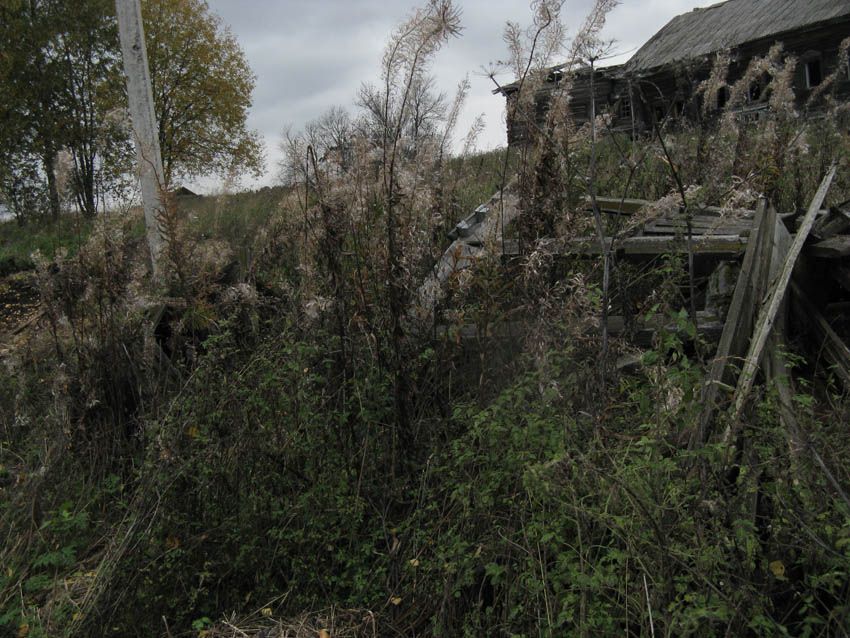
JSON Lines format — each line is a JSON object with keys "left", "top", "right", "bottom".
{"left": 695, "top": 200, "right": 768, "bottom": 446}
{"left": 643, "top": 224, "right": 752, "bottom": 237}
{"left": 729, "top": 164, "right": 837, "bottom": 426}
{"left": 791, "top": 280, "right": 850, "bottom": 388}
{"left": 623, "top": 235, "right": 747, "bottom": 255}
{"left": 644, "top": 218, "right": 753, "bottom": 230}
{"left": 807, "top": 236, "right": 850, "bottom": 259}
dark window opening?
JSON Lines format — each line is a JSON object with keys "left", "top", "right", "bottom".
{"left": 806, "top": 58, "right": 823, "bottom": 88}
{"left": 748, "top": 82, "right": 762, "bottom": 102}
{"left": 674, "top": 101, "right": 685, "bottom": 117}
{"left": 717, "top": 86, "right": 729, "bottom": 109}
{"left": 619, "top": 97, "right": 632, "bottom": 119}
{"left": 572, "top": 103, "right": 588, "bottom": 120}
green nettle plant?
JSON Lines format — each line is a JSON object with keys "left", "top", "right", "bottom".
{"left": 1, "top": 1, "right": 850, "bottom": 637}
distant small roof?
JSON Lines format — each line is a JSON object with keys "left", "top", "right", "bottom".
{"left": 171, "top": 186, "right": 199, "bottom": 197}
{"left": 627, "top": 0, "right": 850, "bottom": 73}
{"left": 493, "top": 62, "right": 624, "bottom": 95}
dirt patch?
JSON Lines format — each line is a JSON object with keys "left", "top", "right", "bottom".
{"left": 0, "top": 275, "right": 40, "bottom": 335}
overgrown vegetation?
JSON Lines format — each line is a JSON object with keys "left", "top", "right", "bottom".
{"left": 2, "top": 1, "right": 850, "bottom": 637}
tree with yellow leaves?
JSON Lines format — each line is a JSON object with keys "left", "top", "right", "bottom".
{"left": 143, "top": 0, "right": 263, "bottom": 187}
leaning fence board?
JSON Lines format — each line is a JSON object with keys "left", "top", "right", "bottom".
{"left": 623, "top": 235, "right": 747, "bottom": 255}
{"left": 729, "top": 164, "right": 837, "bottom": 424}
{"left": 695, "top": 200, "right": 768, "bottom": 445}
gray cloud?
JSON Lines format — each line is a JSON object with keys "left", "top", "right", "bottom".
{"left": 197, "top": 0, "right": 707, "bottom": 191}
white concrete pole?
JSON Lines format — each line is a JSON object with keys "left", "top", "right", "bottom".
{"left": 115, "top": 0, "right": 165, "bottom": 278}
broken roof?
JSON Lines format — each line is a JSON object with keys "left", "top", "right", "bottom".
{"left": 493, "top": 62, "right": 624, "bottom": 95}
{"left": 627, "top": 0, "right": 850, "bottom": 73}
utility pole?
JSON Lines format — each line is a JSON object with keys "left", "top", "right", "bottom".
{"left": 115, "top": 0, "right": 165, "bottom": 279}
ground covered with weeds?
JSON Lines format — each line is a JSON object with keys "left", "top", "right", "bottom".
{"left": 3, "top": 1, "right": 850, "bottom": 636}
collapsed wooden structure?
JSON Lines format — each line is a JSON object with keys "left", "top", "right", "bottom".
{"left": 428, "top": 166, "right": 850, "bottom": 439}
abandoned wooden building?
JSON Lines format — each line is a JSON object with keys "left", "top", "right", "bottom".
{"left": 498, "top": 0, "right": 850, "bottom": 143}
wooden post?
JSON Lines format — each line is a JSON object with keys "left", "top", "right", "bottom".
{"left": 116, "top": 0, "right": 165, "bottom": 278}
{"left": 693, "top": 200, "right": 768, "bottom": 447}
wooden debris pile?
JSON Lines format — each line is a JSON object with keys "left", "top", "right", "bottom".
{"left": 430, "top": 166, "right": 850, "bottom": 435}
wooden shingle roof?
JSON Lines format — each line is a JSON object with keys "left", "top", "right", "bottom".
{"left": 627, "top": 0, "right": 850, "bottom": 73}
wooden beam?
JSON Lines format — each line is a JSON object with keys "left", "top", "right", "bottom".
{"left": 730, "top": 164, "right": 837, "bottom": 424}
{"left": 623, "top": 235, "right": 747, "bottom": 255}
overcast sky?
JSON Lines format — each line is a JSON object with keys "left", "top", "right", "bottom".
{"left": 198, "top": 0, "right": 709, "bottom": 192}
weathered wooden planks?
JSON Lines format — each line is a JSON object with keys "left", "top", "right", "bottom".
{"left": 643, "top": 215, "right": 754, "bottom": 236}
{"left": 730, "top": 164, "right": 837, "bottom": 424}
{"left": 695, "top": 200, "right": 770, "bottom": 445}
